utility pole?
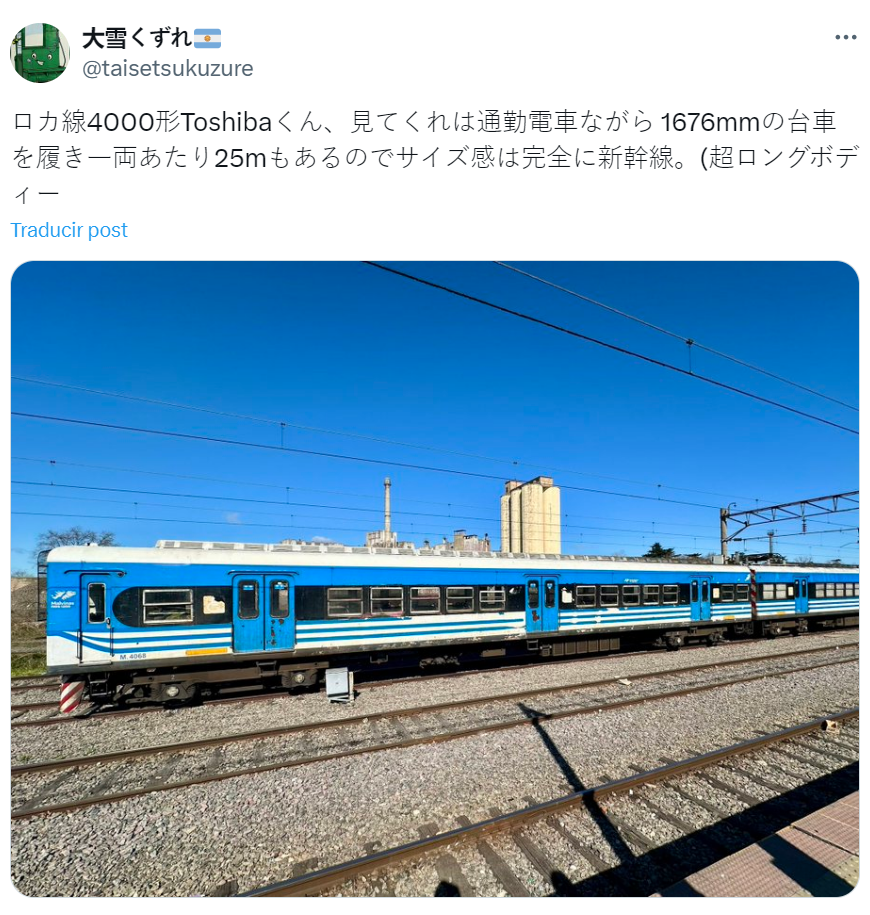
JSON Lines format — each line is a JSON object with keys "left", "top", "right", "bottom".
{"left": 767, "top": 529, "right": 775, "bottom": 557}
{"left": 720, "top": 507, "right": 729, "bottom": 561}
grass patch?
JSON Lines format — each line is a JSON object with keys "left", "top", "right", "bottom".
{"left": 11, "top": 653, "right": 47, "bottom": 678}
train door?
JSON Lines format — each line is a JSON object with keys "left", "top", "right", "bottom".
{"left": 525, "top": 577, "right": 559, "bottom": 634}
{"left": 266, "top": 577, "right": 295, "bottom": 650}
{"left": 81, "top": 574, "right": 112, "bottom": 659}
{"left": 690, "top": 577, "right": 712, "bottom": 621}
{"left": 795, "top": 578, "right": 809, "bottom": 614}
{"left": 232, "top": 574, "right": 296, "bottom": 653}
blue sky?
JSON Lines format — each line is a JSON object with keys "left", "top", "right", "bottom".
{"left": 11, "top": 261, "right": 858, "bottom": 568}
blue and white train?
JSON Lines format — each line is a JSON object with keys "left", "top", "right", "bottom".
{"left": 46, "top": 540, "right": 859, "bottom": 709}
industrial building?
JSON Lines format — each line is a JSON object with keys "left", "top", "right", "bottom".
{"left": 500, "top": 476, "right": 562, "bottom": 554}
{"left": 450, "top": 530, "right": 491, "bottom": 552}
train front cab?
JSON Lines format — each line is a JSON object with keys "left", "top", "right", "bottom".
{"left": 52, "top": 563, "right": 310, "bottom": 710}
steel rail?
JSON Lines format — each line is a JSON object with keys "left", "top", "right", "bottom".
{"left": 10, "top": 682, "right": 57, "bottom": 694}
{"left": 239, "top": 708, "right": 859, "bottom": 897}
{"left": 10, "top": 656, "right": 857, "bottom": 820}
{"left": 10, "top": 699, "right": 57, "bottom": 712}
{"left": 2, "top": 640, "right": 741, "bottom": 710}
{"left": 11, "top": 651, "right": 857, "bottom": 776}
{"left": 9, "top": 627, "right": 857, "bottom": 701}
{"left": 11, "top": 646, "right": 855, "bottom": 773}
{"left": 10, "top": 639, "right": 856, "bottom": 731}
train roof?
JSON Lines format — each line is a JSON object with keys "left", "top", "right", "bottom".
{"left": 45, "top": 541, "right": 857, "bottom": 575}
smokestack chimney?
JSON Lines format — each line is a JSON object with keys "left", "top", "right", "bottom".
{"left": 384, "top": 477, "right": 392, "bottom": 534}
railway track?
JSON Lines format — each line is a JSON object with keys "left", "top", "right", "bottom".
{"left": 239, "top": 709, "right": 859, "bottom": 897}
{"left": 9, "top": 635, "right": 859, "bottom": 728}
{"left": 9, "top": 626, "right": 857, "bottom": 700}
{"left": 10, "top": 646, "right": 857, "bottom": 821}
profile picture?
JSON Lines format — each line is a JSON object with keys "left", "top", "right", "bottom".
{"left": 10, "top": 23, "right": 69, "bottom": 82}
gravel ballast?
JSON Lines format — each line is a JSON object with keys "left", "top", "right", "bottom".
{"left": 11, "top": 630, "right": 857, "bottom": 763}
{"left": 10, "top": 654, "right": 857, "bottom": 896}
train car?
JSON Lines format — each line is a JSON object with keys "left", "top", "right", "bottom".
{"left": 45, "top": 541, "right": 859, "bottom": 710}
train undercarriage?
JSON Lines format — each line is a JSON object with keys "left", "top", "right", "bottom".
{"left": 62, "top": 613, "right": 857, "bottom": 708}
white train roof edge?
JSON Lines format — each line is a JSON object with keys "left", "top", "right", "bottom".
{"left": 44, "top": 541, "right": 857, "bottom": 575}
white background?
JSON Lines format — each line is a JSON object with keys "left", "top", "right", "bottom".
{"left": 2, "top": 0, "right": 866, "bottom": 908}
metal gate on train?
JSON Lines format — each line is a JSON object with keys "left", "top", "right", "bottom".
{"left": 231, "top": 574, "right": 296, "bottom": 652}
{"left": 690, "top": 577, "right": 712, "bottom": 621}
{"left": 526, "top": 576, "right": 559, "bottom": 633}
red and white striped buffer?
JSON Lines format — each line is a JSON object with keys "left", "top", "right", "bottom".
{"left": 59, "top": 679, "right": 85, "bottom": 714}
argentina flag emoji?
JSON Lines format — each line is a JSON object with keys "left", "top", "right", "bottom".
{"left": 194, "top": 29, "right": 221, "bottom": 48}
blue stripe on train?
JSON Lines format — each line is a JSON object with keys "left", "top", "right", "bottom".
{"left": 296, "top": 621, "right": 522, "bottom": 636}
{"left": 296, "top": 624, "right": 523, "bottom": 643}
{"left": 57, "top": 631, "right": 231, "bottom": 652}
{"left": 77, "top": 632, "right": 232, "bottom": 644}
{"left": 73, "top": 638, "right": 233, "bottom": 654}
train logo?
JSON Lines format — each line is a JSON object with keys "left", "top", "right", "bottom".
{"left": 50, "top": 589, "right": 76, "bottom": 608}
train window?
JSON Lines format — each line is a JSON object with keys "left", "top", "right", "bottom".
{"left": 736, "top": 584, "right": 750, "bottom": 602}
{"left": 811, "top": 583, "right": 823, "bottom": 599}
{"left": 718, "top": 585, "right": 734, "bottom": 602}
{"left": 825, "top": 583, "right": 836, "bottom": 598}
{"left": 642, "top": 585, "right": 659, "bottom": 605}
{"left": 691, "top": 581, "right": 699, "bottom": 602}
{"left": 411, "top": 587, "right": 441, "bottom": 614}
{"left": 701, "top": 581, "right": 709, "bottom": 602}
{"left": 527, "top": 581, "right": 539, "bottom": 609}
{"left": 662, "top": 585, "right": 679, "bottom": 605}
{"left": 787, "top": 585, "right": 794, "bottom": 599}
{"left": 622, "top": 585, "right": 640, "bottom": 606}
{"left": 235, "top": 583, "right": 259, "bottom": 621}
{"left": 855, "top": 583, "right": 860, "bottom": 597}
{"left": 25, "top": 23, "right": 45, "bottom": 46}
{"left": 600, "top": 586, "right": 619, "bottom": 607}
{"left": 844, "top": 583, "right": 853, "bottom": 597}
{"left": 507, "top": 585, "right": 525, "bottom": 610}
{"left": 835, "top": 583, "right": 845, "bottom": 597}
{"left": 203, "top": 594, "right": 226, "bottom": 615}
{"left": 87, "top": 582, "right": 106, "bottom": 623}
{"left": 761, "top": 584, "right": 775, "bottom": 600}
{"left": 371, "top": 587, "right": 403, "bottom": 616}
{"left": 143, "top": 588, "right": 194, "bottom": 624}
{"left": 446, "top": 587, "right": 474, "bottom": 612}
{"left": 544, "top": 580, "right": 556, "bottom": 609}
{"left": 270, "top": 581, "right": 290, "bottom": 619}
{"left": 575, "top": 585, "right": 596, "bottom": 607}
{"left": 327, "top": 587, "right": 363, "bottom": 617}
{"left": 480, "top": 587, "right": 506, "bottom": 612}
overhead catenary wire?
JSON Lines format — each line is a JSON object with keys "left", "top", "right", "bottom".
{"left": 11, "top": 411, "right": 723, "bottom": 510}
{"left": 11, "top": 481, "right": 726, "bottom": 543}
{"left": 494, "top": 261, "right": 859, "bottom": 413}
{"left": 735, "top": 526, "right": 859, "bottom": 541}
{"left": 12, "top": 455, "right": 853, "bottom": 532}
{"left": 363, "top": 262, "right": 858, "bottom": 436}
{"left": 10, "top": 375, "right": 768, "bottom": 502}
